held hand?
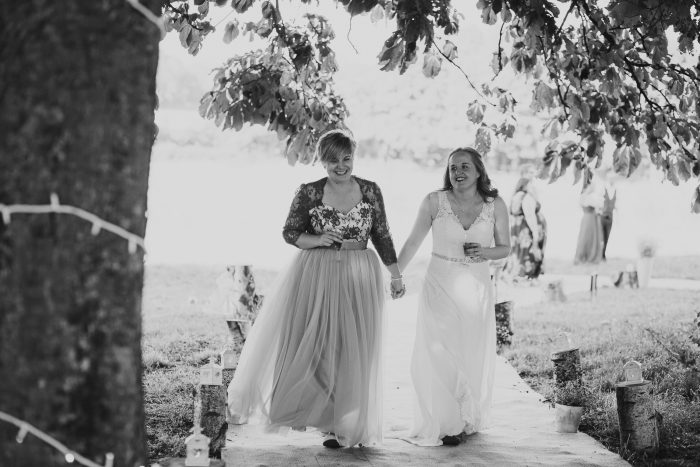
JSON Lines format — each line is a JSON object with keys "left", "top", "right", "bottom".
{"left": 316, "top": 231, "right": 343, "bottom": 247}
{"left": 464, "top": 242, "right": 484, "bottom": 260}
{"left": 390, "top": 277, "right": 406, "bottom": 299}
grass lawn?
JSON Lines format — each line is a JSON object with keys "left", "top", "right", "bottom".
{"left": 142, "top": 263, "right": 700, "bottom": 464}
{"left": 503, "top": 287, "right": 700, "bottom": 466}
{"left": 142, "top": 264, "right": 279, "bottom": 460}
{"left": 544, "top": 255, "right": 700, "bottom": 281}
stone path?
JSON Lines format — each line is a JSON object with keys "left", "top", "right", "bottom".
{"left": 223, "top": 290, "right": 633, "bottom": 466}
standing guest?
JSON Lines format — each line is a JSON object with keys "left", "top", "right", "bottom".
{"left": 397, "top": 147, "right": 510, "bottom": 446}
{"left": 503, "top": 164, "right": 547, "bottom": 282}
{"left": 227, "top": 129, "right": 404, "bottom": 448}
{"left": 598, "top": 168, "right": 617, "bottom": 260}
{"left": 574, "top": 175, "right": 605, "bottom": 264}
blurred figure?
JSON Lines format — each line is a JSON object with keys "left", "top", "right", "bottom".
{"left": 598, "top": 168, "right": 617, "bottom": 260}
{"left": 503, "top": 164, "right": 547, "bottom": 282}
{"left": 574, "top": 175, "right": 605, "bottom": 264}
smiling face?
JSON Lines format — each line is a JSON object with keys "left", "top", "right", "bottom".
{"left": 322, "top": 151, "right": 354, "bottom": 182}
{"left": 448, "top": 151, "right": 479, "bottom": 189}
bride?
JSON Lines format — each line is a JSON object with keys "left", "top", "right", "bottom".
{"left": 397, "top": 147, "right": 510, "bottom": 446}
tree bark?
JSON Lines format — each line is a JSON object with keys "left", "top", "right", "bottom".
{"left": 551, "top": 348, "right": 583, "bottom": 388}
{"left": 616, "top": 381, "right": 659, "bottom": 453}
{"left": 194, "top": 385, "right": 227, "bottom": 458}
{"left": 0, "top": 1, "right": 160, "bottom": 466}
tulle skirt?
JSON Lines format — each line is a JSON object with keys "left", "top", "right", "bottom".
{"left": 227, "top": 247, "right": 385, "bottom": 447}
{"left": 574, "top": 207, "right": 604, "bottom": 264}
{"left": 410, "top": 257, "right": 496, "bottom": 445}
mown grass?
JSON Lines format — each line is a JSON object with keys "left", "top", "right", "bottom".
{"left": 142, "top": 264, "right": 700, "bottom": 464}
{"left": 503, "top": 287, "right": 700, "bottom": 466}
{"left": 142, "top": 264, "right": 278, "bottom": 461}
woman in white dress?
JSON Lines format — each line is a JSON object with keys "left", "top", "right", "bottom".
{"left": 397, "top": 147, "right": 510, "bottom": 446}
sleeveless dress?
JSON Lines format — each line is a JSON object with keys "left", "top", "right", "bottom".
{"left": 410, "top": 190, "right": 497, "bottom": 445}
{"left": 227, "top": 176, "right": 397, "bottom": 448}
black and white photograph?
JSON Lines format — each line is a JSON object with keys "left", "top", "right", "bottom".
{"left": 2, "top": 1, "right": 700, "bottom": 466}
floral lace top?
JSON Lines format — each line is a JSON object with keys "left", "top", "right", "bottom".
{"left": 282, "top": 176, "right": 398, "bottom": 266}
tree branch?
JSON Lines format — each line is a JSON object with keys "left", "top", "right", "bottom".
{"left": 430, "top": 39, "right": 494, "bottom": 106}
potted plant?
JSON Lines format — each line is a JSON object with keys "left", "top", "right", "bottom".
{"left": 547, "top": 381, "right": 592, "bottom": 433}
{"left": 636, "top": 238, "right": 657, "bottom": 288}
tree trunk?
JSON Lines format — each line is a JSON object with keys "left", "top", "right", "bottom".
{"left": 194, "top": 385, "right": 227, "bottom": 458}
{"left": 616, "top": 381, "right": 659, "bottom": 453}
{"left": 0, "top": 1, "right": 160, "bottom": 466}
{"left": 551, "top": 348, "right": 583, "bottom": 388}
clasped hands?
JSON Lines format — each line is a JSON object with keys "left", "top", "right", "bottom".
{"left": 390, "top": 277, "right": 406, "bottom": 300}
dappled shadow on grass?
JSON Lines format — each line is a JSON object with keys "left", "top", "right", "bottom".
{"left": 503, "top": 287, "right": 700, "bottom": 466}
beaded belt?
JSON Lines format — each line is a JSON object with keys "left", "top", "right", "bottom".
{"left": 432, "top": 252, "right": 486, "bottom": 264}
{"left": 320, "top": 240, "right": 368, "bottom": 251}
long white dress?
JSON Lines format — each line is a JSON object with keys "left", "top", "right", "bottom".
{"left": 410, "top": 190, "right": 497, "bottom": 445}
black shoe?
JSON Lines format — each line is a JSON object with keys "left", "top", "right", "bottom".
{"left": 323, "top": 438, "right": 342, "bottom": 449}
{"left": 441, "top": 434, "right": 461, "bottom": 446}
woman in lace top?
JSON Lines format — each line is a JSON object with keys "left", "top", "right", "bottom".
{"left": 227, "top": 129, "right": 403, "bottom": 449}
{"left": 397, "top": 147, "right": 510, "bottom": 446}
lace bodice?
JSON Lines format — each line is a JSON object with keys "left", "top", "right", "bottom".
{"left": 282, "top": 177, "right": 398, "bottom": 266}
{"left": 309, "top": 202, "right": 373, "bottom": 242}
{"left": 432, "top": 190, "right": 495, "bottom": 261}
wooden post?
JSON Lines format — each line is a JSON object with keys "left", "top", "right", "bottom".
{"left": 616, "top": 361, "right": 659, "bottom": 454}
{"left": 616, "top": 381, "right": 659, "bottom": 453}
{"left": 551, "top": 348, "right": 583, "bottom": 388}
{"left": 495, "top": 301, "right": 514, "bottom": 347}
{"left": 194, "top": 385, "right": 227, "bottom": 459}
{"left": 589, "top": 273, "right": 598, "bottom": 299}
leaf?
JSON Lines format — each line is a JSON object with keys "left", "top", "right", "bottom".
{"left": 474, "top": 125, "right": 492, "bottom": 155}
{"left": 422, "top": 51, "right": 442, "bottom": 78}
{"left": 223, "top": 21, "right": 239, "bottom": 44}
{"left": 490, "top": 51, "right": 508, "bottom": 75}
{"left": 232, "top": 0, "right": 254, "bottom": 14}
{"left": 691, "top": 185, "right": 700, "bottom": 214}
{"left": 443, "top": 40, "right": 458, "bottom": 61}
{"left": 466, "top": 100, "right": 485, "bottom": 125}
{"left": 628, "top": 146, "right": 642, "bottom": 176}
{"left": 377, "top": 33, "right": 404, "bottom": 72}
{"left": 480, "top": 5, "right": 498, "bottom": 25}
{"left": 179, "top": 23, "right": 193, "bottom": 48}
{"left": 198, "top": 1, "right": 209, "bottom": 16}
{"left": 676, "top": 156, "right": 692, "bottom": 182}
{"left": 198, "top": 93, "right": 213, "bottom": 118}
{"left": 531, "top": 81, "right": 555, "bottom": 112}
{"left": 286, "top": 128, "right": 312, "bottom": 165}
{"left": 370, "top": 4, "right": 384, "bottom": 23}
{"left": 541, "top": 117, "right": 561, "bottom": 139}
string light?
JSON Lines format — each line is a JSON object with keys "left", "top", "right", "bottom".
{"left": 125, "top": 0, "right": 166, "bottom": 39}
{"left": 0, "top": 411, "right": 114, "bottom": 467}
{"left": 0, "top": 194, "right": 146, "bottom": 254}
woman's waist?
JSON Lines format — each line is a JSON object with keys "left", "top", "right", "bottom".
{"left": 317, "top": 239, "right": 368, "bottom": 251}
{"left": 430, "top": 251, "right": 488, "bottom": 265}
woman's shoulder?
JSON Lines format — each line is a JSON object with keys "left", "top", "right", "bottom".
{"left": 353, "top": 175, "right": 378, "bottom": 189}
{"left": 295, "top": 178, "right": 326, "bottom": 201}
{"left": 490, "top": 195, "right": 508, "bottom": 212}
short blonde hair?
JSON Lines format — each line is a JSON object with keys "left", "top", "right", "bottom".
{"left": 316, "top": 129, "right": 356, "bottom": 163}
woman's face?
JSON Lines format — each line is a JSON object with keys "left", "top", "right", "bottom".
{"left": 448, "top": 151, "right": 479, "bottom": 189}
{"left": 323, "top": 151, "right": 354, "bottom": 183}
